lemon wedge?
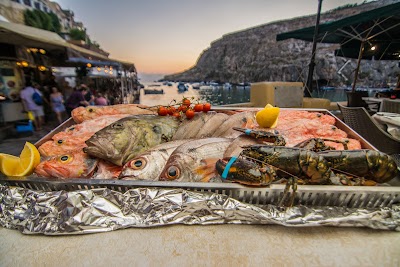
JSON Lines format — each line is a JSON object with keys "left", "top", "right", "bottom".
{"left": 0, "top": 142, "right": 41, "bottom": 177}
{"left": 256, "top": 104, "right": 280, "bottom": 128}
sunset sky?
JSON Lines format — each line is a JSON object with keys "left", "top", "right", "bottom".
{"left": 54, "top": 0, "right": 364, "bottom": 78}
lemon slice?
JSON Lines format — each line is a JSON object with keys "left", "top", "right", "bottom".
{"left": 0, "top": 142, "right": 41, "bottom": 177}
{"left": 256, "top": 104, "right": 280, "bottom": 128}
{"left": 0, "top": 154, "right": 20, "bottom": 175}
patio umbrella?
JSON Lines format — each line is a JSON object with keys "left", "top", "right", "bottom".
{"left": 276, "top": 2, "right": 400, "bottom": 92}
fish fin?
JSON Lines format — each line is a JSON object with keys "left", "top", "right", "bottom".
{"left": 200, "top": 174, "right": 214, "bottom": 183}
{"left": 195, "top": 158, "right": 218, "bottom": 177}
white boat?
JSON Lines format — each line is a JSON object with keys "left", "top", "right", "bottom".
{"left": 192, "top": 83, "right": 200, "bottom": 89}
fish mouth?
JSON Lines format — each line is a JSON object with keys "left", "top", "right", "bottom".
{"left": 37, "top": 163, "right": 69, "bottom": 178}
{"left": 85, "top": 137, "right": 108, "bottom": 157}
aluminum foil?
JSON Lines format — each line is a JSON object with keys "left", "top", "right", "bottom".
{"left": 0, "top": 185, "right": 399, "bottom": 235}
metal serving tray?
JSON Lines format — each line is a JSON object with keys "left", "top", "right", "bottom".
{"left": 1, "top": 108, "right": 399, "bottom": 208}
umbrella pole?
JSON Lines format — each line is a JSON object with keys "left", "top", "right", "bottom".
{"left": 305, "top": 0, "right": 323, "bottom": 97}
{"left": 351, "top": 40, "right": 365, "bottom": 92}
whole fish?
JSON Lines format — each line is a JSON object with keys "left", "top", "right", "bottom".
{"left": 84, "top": 115, "right": 180, "bottom": 166}
{"left": 159, "top": 138, "right": 232, "bottom": 182}
{"left": 172, "top": 112, "right": 217, "bottom": 140}
{"left": 212, "top": 111, "right": 256, "bottom": 138}
{"left": 72, "top": 104, "right": 156, "bottom": 123}
{"left": 119, "top": 140, "right": 189, "bottom": 180}
{"left": 195, "top": 113, "right": 229, "bottom": 138}
{"left": 39, "top": 114, "right": 130, "bottom": 157}
{"left": 34, "top": 150, "right": 98, "bottom": 179}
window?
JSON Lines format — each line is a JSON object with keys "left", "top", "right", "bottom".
{"left": 34, "top": 2, "right": 40, "bottom": 10}
{"left": 0, "top": 68, "right": 15, "bottom": 77}
{"left": 23, "top": 0, "right": 31, "bottom": 7}
{"left": 43, "top": 6, "right": 47, "bottom": 12}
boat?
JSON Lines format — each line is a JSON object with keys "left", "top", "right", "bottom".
{"left": 144, "top": 89, "right": 164, "bottom": 94}
{"left": 192, "top": 83, "right": 200, "bottom": 89}
{"left": 177, "top": 82, "right": 188, "bottom": 92}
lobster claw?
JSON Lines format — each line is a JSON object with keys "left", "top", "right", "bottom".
{"left": 233, "top": 128, "right": 286, "bottom": 146}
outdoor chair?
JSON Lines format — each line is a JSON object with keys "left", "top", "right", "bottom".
{"left": 345, "top": 91, "right": 380, "bottom": 114}
{"left": 380, "top": 98, "right": 400, "bottom": 113}
{"left": 337, "top": 104, "right": 400, "bottom": 165}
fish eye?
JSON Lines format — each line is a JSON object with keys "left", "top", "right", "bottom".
{"left": 88, "top": 108, "right": 94, "bottom": 112}
{"left": 166, "top": 166, "right": 180, "bottom": 180}
{"left": 130, "top": 158, "right": 146, "bottom": 170}
{"left": 112, "top": 123, "right": 123, "bottom": 128}
{"left": 68, "top": 127, "right": 75, "bottom": 131}
{"left": 57, "top": 139, "right": 64, "bottom": 144}
{"left": 58, "top": 155, "right": 72, "bottom": 163}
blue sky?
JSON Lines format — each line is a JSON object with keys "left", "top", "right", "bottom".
{"left": 54, "top": 0, "right": 364, "bottom": 77}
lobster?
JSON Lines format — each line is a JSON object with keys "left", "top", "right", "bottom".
{"left": 216, "top": 145, "right": 398, "bottom": 186}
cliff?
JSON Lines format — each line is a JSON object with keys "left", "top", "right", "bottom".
{"left": 164, "top": 0, "right": 400, "bottom": 87}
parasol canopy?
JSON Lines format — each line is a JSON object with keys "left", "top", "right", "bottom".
{"left": 276, "top": 2, "right": 400, "bottom": 91}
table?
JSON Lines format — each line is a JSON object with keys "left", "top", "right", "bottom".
{"left": 372, "top": 112, "right": 400, "bottom": 140}
{"left": 1, "top": 225, "right": 400, "bottom": 266}
{"left": 362, "top": 97, "right": 400, "bottom": 112}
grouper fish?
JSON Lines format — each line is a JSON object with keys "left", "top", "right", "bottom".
{"left": 84, "top": 115, "right": 180, "bottom": 166}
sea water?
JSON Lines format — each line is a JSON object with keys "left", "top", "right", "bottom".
{"left": 139, "top": 82, "right": 388, "bottom": 106}
{"left": 139, "top": 82, "right": 250, "bottom": 106}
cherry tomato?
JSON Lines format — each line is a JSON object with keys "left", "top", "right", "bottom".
{"left": 167, "top": 106, "right": 176, "bottom": 115}
{"left": 185, "top": 109, "right": 195, "bottom": 119}
{"left": 182, "top": 98, "right": 191, "bottom": 106}
{"left": 157, "top": 106, "right": 168, "bottom": 116}
{"left": 178, "top": 105, "right": 189, "bottom": 113}
{"left": 172, "top": 112, "right": 181, "bottom": 119}
{"left": 194, "top": 104, "right": 203, "bottom": 112}
{"left": 203, "top": 103, "right": 211, "bottom": 112}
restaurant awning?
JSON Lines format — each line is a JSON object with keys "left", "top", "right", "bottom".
{"left": 0, "top": 21, "right": 135, "bottom": 70}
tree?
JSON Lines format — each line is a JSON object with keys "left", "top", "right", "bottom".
{"left": 48, "top": 12, "right": 61, "bottom": 33}
{"left": 69, "top": 28, "right": 87, "bottom": 41}
{"left": 23, "top": 9, "right": 61, "bottom": 33}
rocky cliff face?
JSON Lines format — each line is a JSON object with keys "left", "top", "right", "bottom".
{"left": 165, "top": 0, "right": 400, "bottom": 87}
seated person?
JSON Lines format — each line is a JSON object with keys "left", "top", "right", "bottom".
{"left": 375, "top": 88, "right": 400, "bottom": 99}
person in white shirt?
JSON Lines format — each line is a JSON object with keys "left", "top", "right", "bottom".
{"left": 20, "top": 81, "right": 45, "bottom": 131}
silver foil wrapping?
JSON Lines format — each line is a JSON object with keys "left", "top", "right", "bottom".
{"left": 0, "top": 185, "right": 399, "bottom": 235}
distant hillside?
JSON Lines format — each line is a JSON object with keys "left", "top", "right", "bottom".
{"left": 165, "top": 0, "right": 400, "bottom": 87}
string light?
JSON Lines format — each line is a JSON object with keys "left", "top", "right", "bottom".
{"left": 21, "top": 61, "right": 29, "bottom": 67}
{"left": 97, "top": 67, "right": 101, "bottom": 71}
{"left": 86, "top": 63, "right": 92, "bottom": 68}
{"left": 38, "top": 65, "right": 47, "bottom": 71}
{"left": 39, "top": 49, "right": 46, "bottom": 54}
{"left": 370, "top": 46, "right": 376, "bottom": 51}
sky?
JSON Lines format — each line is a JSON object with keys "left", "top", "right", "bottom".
{"left": 54, "top": 0, "right": 365, "bottom": 79}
